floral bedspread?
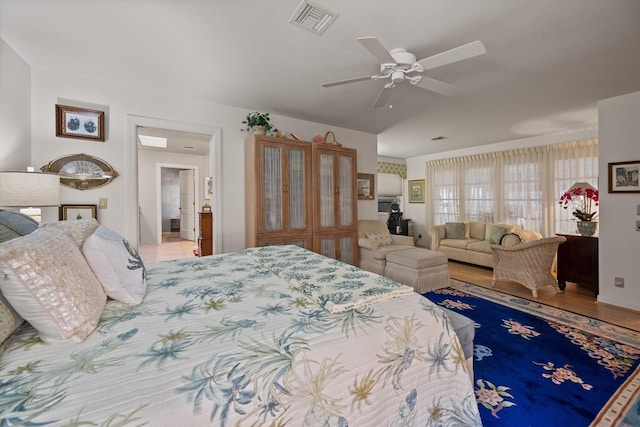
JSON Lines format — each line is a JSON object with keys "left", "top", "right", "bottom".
{"left": 0, "top": 245, "right": 480, "bottom": 426}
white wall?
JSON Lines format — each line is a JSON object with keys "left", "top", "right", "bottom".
{"left": 137, "top": 148, "right": 210, "bottom": 245}
{"left": 0, "top": 39, "right": 30, "bottom": 171}
{"left": 404, "top": 128, "right": 599, "bottom": 246}
{"left": 597, "top": 90, "right": 640, "bottom": 311}
{"left": 21, "top": 68, "right": 377, "bottom": 252}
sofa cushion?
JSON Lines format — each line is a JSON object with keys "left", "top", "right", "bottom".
{"left": 489, "top": 226, "right": 508, "bottom": 244}
{"left": 466, "top": 240, "right": 493, "bottom": 254}
{"left": 469, "top": 222, "right": 486, "bottom": 240}
{"left": 444, "top": 222, "right": 465, "bottom": 239}
{"left": 371, "top": 245, "right": 414, "bottom": 260}
{"left": 440, "top": 238, "right": 480, "bottom": 250}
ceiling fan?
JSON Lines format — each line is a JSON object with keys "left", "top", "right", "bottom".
{"left": 322, "top": 37, "right": 487, "bottom": 108}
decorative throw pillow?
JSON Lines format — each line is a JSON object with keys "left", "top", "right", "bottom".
{"left": 490, "top": 226, "right": 509, "bottom": 244}
{"left": 365, "top": 231, "right": 394, "bottom": 247}
{"left": 0, "top": 292, "right": 23, "bottom": 346}
{"left": 82, "top": 226, "right": 147, "bottom": 304}
{"left": 41, "top": 218, "right": 99, "bottom": 248}
{"left": 445, "top": 222, "right": 465, "bottom": 240}
{"left": 0, "top": 226, "right": 106, "bottom": 343}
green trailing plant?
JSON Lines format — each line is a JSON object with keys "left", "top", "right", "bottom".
{"left": 242, "top": 112, "right": 278, "bottom": 135}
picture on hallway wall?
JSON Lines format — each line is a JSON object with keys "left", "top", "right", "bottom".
{"left": 608, "top": 160, "right": 640, "bottom": 193}
{"left": 56, "top": 104, "right": 105, "bottom": 141}
{"left": 408, "top": 179, "right": 425, "bottom": 203}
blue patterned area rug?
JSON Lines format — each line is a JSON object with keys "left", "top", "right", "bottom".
{"left": 424, "top": 280, "right": 640, "bottom": 427}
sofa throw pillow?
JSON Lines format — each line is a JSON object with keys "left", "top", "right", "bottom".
{"left": 365, "top": 231, "right": 394, "bottom": 248}
{"left": 0, "top": 226, "right": 106, "bottom": 343}
{"left": 83, "top": 226, "right": 147, "bottom": 304}
{"left": 490, "top": 226, "right": 509, "bottom": 244}
{"left": 445, "top": 222, "right": 465, "bottom": 240}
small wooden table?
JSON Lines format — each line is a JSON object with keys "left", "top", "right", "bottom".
{"left": 556, "top": 233, "right": 598, "bottom": 296}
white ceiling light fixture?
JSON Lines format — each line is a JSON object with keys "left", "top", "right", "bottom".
{"left": 288, "top": 0, "right": 338, "bottom": 35}
{"left": 323, "top": 37, "right": 486, "bottom": 108}
{"left": 138, "top": 135, "right": 167, "bottom": 148}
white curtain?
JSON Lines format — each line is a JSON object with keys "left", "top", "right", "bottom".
{"left": 427, "top": 139, "right": 598, "bottom": 236}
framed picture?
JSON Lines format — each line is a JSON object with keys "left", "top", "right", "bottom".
{"left": 357, "top": 173, "right": 375, "bottom": 200}
{"left": 608, "top": 161, "right": 640, "bottom": 193}
{"left": 59, "top": 204, "right": 98, "bottom": 221}
{"left": 408, "top": 179, "right": 425, "bottom": 203}
{"left": 55, "top": 104, "right": 105, "bottom": 141}
{"left": 204, "top": 177, "right": 213, "bottom": 199}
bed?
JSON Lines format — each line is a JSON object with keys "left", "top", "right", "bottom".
{"left": 0, "top": 219, "right": 479, "bottom": 426}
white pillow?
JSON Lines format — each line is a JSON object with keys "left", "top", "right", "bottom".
{"left": 0, "top": 226, "right": 106, "bottom": 343}
{"left": 82, "top": 226, "right": 147, "bottom": 304}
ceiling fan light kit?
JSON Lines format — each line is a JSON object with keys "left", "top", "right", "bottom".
{"left": 322, "top": 37, "right": 486, "bottom": 108}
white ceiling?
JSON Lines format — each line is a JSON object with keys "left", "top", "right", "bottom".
{"left": 2, "top": 0, "right": 639, "bottom": 159}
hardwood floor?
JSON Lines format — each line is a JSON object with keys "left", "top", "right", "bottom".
{"left": 448, "top": 260, "right": 640, "bottom": 332}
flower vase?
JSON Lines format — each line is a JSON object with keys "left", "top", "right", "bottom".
{"left": 252, "top": 125, "right": 266, "bottom": 135}
{"left": 577, "top": 221, "right": 597, "bottom": 237}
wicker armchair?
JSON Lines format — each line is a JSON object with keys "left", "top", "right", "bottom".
{"left": 490, "top": 236, "right": 566, "bottom": 298}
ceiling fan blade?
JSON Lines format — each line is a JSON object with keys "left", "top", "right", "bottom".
{"left": 416, "top": 40, "right": 486, "bottom": 71}
{"left": 373, "top": 87, "right": 393, "bottom": 108}
{"left": 415, "top": 76, "right": 460, "bottom": 97}
{"left": 322, "top": 75, "right": 373, "bottom": 88}
{"left": 357, "top": 37, "right": 395, "bottom": 64}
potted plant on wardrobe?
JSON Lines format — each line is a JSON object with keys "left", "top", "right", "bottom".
{"left": 243, "top": 112, "right": 278, "bottom": 136}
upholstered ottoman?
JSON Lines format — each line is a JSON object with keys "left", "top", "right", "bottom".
{"left": 384, "top": 248, "right": 450, "bottom": 293}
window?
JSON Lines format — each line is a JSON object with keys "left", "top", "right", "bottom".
{"left": 427, "top": 139, "right": 598, "bottom": 236}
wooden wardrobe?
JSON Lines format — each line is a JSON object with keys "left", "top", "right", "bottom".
{"left": 245, "top": 135, "right": 358, "bottom": 265}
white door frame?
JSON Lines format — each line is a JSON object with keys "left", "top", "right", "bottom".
{"left": 127, "top": 115, "right": 223, "bottom": 253}
{"left": 156, "top": 164, "right": 199, "bottom": 244}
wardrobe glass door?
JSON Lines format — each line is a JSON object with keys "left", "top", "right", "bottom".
{"left": 288, "top": 148, "right": 305, "bottom": 230}
{"left": 318, "top": 152, "right": 335, "bottom": 228}
{"left": 263, "top": 145, "right": 282, "bottom": 231}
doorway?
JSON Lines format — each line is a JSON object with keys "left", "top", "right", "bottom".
{"left": 158, "top": 165, "right": 197, "bottom": 243}
{"left": 128, "top": 115, "right": 222, "bottom": 259}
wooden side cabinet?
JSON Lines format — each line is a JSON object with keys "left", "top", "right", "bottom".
{"left": 198, "top": 211, "right": 213, "bottom": 256}
{"left": 556, "top": 233, "right": 598, "bottom": 296}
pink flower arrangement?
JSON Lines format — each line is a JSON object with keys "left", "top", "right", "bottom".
{"left": 559, "top": 182, "right": 599, "bottom": 221}
{"left": 312, "top": 134, "right": 325, "bottom": 144}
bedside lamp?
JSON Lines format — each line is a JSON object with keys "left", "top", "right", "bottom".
{"left": 0, "top": 170, "right": 60, "bottom": 210}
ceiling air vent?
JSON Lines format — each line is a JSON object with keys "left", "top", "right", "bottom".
{"left": 288, "top": 1, "right": 338, "bottom": 35}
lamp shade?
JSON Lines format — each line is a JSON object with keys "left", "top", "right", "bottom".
{"left": 566, "top": 182, "right": 597, "bottom": 193}
{"left": 0, "top": 171, "right": 60, "bottom": 207}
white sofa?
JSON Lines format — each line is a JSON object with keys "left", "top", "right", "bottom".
{"left": 428, "top": 221, "right": 542, "bottom": 268}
